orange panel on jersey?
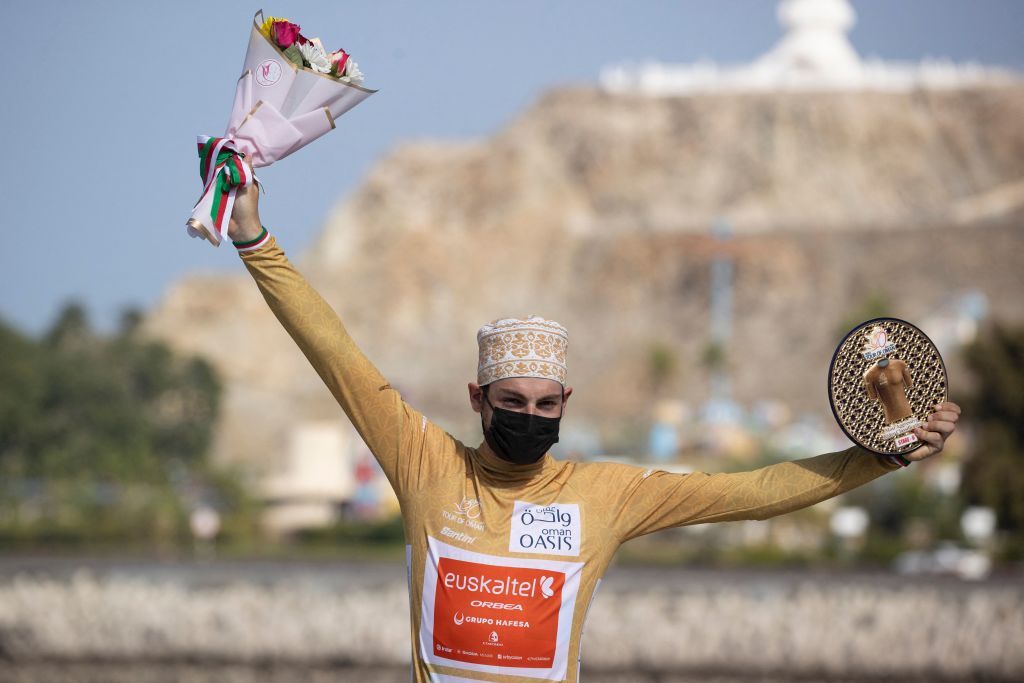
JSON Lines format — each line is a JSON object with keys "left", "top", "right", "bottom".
{"left": 432, "top": 557, "right": 563, "bottom": 669}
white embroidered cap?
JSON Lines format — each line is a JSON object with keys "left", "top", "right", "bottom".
{"left": 476, "top": 316, "right": 569, "bottom": 386}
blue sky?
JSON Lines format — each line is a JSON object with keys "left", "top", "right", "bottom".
{"left": 2, "top": 0, "right": 1023, "bottom": 335}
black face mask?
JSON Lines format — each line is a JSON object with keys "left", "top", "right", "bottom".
{"left": 482, "top": 395, "right": 562, "bottom": 465}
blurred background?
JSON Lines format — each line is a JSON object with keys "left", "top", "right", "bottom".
{"left": 1, "top": 1, "right": 1023, "bottom": 681}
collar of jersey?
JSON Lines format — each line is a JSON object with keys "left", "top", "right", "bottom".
{"left": 474, "top": 441, "right": 555, "bottom": 482}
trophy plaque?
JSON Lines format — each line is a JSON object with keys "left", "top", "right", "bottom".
{"left": 828, "top": 318, "right": 947, "bottom": 457}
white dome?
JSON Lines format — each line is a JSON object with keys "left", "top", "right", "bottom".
{"left": 760, "top": 0, "right": 862, "bottom": 81}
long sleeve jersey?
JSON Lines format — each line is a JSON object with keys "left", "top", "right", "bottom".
{"left": 239, "top": 236, "right": 900, "bottom": 683}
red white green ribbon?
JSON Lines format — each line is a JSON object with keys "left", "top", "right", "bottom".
{"left": 186, "top": 135, "right": 258, "bottom": 246}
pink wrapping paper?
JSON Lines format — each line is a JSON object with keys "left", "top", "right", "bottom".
{"left": 186, "top": 10, "right": 376, "bottom": 246}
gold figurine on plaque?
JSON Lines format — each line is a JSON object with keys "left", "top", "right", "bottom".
{"left": 828, "top": 318, "right": 948, "bottom": 457}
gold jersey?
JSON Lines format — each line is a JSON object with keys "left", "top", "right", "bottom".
{"left": 240, "top": 237, "right": 899, "bottom": 683}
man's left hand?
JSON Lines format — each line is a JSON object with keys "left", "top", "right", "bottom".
{"left": 907, "top": 401, "right": 961, "bottom": 462}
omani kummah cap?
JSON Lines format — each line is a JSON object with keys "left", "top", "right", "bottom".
{"left": 477, "top": 316, "right": 569, "bottom": 387}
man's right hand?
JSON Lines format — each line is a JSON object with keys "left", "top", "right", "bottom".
{"left": 227, "top": 163, "right": 263, "bottom": 243}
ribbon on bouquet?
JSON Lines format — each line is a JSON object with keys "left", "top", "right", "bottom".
{"left": 185, "top": 136, "right": 259, "bottom": 247}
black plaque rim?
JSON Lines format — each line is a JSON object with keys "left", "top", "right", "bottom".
{"left": 827, "top": 317, "right": 948, "bottom": 457}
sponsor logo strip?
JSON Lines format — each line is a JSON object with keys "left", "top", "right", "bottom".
{"left": 420, "top": 536, "right": 583, "bottom": 680}
{"left": 509, "top": 502, "right": 581, "bottom": 557}
{"left": 441, "top": 526, "right": 477, "bottom": 545}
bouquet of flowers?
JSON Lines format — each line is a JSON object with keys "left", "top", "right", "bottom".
{"left": 186, "top": 10, "right": 376, "bottom": 246}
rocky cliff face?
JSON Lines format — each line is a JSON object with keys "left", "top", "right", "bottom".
{"left": 146, "top": 84, "right": 1024, "bottom": 464}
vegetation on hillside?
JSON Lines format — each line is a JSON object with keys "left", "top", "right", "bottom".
{"left": 0, "top": 303, "right": 255, "bottom": 548}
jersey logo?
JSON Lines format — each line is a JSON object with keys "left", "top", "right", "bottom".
{"left": 453, "top": 497, "right": 481, "bottom": 519}
{"left": 509, "top": 502, "right": 581, "bottom": 557}
{"left": 442, "top": 497, "right": 484, "bottom": 533}
{"left": 421, "top": 537, "right": 583, "bottom": 680}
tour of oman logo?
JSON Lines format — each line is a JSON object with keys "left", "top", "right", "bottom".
{"left": 255, "top": 59, "right": 283, "bottom": 87}
{"left": 454, "top": 497, "right": 481, "bottom": 519}
{"left": 860, "top": 325, "right": 897, "bottom": 361}
{"left": 443, "top": 497, "right": 485, "bottom": 533}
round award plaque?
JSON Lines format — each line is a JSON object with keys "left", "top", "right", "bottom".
{"left": 828, "top": 318, "right": 948, "bottom": 457}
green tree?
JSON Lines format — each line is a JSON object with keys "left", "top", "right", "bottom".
{"left": 700, "top": 341, "right": 727, "bottom": 372}
{"left": 44, "top": 301, "right": 91, "bottom": 350}
{"left": 835, "top": 291, "right": 893, "bottom": 339}
{"left": 0, "top": 302, "right": 228, "bottom": 546}
{"left": 647, "top": 341, "right": 679, "bottom": 396}
{"left": 0, "top": 319, "right": 45, "bottom": 476}
{"left": 960, "top": 322, "right": 1024, "bottom": 537}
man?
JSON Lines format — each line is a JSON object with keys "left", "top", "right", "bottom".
{"left": 226, "top": 184, "right": 961, "bottom": 683}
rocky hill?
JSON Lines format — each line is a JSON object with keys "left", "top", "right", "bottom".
{"left": 146, "top": 84, "right": 1024, "bottom": 465}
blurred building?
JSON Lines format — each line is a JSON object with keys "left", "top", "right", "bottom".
{"left": 602, "top": 0, "right": 1019, "bottom": 93}
{"left": 261, "top": 420, "right": 397, "bottom": 535}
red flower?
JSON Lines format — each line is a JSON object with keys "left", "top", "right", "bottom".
{"left": 329, "top": 49, "right": 350, "bottom": 77}
{"left": 271, "top": 20, "right": 302, "bottom": 49}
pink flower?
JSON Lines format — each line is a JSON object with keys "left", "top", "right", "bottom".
{"left": 271, "top": 20, "right": 302, "bottom": 48}
{"left": 329, "top": 49, "right": 350, "bottom": 77}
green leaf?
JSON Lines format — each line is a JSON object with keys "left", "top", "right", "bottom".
{"left": 282, "top": 44, "right": 305, "bottom": 68}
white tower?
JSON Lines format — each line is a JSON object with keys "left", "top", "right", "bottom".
{"left": 754, "top": 0, "right": 863, "bottom": 85}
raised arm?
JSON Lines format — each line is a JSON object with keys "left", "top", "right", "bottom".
{"left": 611, "top": 446, "right": 898, "bottom": 541}
{"left": 227, "top": 183, "right": 431, "bottom": 490}
{"left": 611, "top": 401, "right": 960, "bottom": 541}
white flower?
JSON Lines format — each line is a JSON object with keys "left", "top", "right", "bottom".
{"left": 340, "top": 58, "right": 364, "bottom": 85}
{"left": 299, "top": 37, "right": 331, "bottom": 74}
